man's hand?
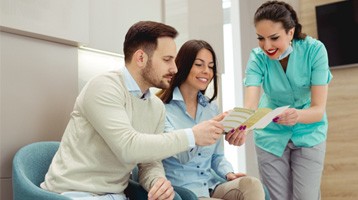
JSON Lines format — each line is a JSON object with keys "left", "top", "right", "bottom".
{"left": 225, "top": 126, "right": 247, "bottom": 146}
{"left": 226, "top": 172, "right": 246, "bottom": 181}
{"left": 148, "top": 177, "right": 175, "bottom": 200}
{"left": 192, "top": 113, "right": 225, "bottom": 146}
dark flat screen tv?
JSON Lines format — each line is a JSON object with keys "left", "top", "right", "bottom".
{"left": 316, "top": 0, "right": 358, "bottom": 67}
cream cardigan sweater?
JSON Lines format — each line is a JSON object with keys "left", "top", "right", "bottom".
{"left": 41, "top": 71, "right": 190, "bottom": 194}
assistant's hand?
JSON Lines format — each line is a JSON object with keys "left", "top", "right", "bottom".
{"left": 192, "top": 113, "right": 225, "bottom": 146}
{"left": 273, "top": 108, "right": 299, "bottom": 126}
{"left": 225, "top": 126, "right": 247, "bottom": 146}
{"left": 226, "top": 172, "right": 246, "bottom": 181}
{"left": 148, "top": 177, "right": 174, "bottom": 200}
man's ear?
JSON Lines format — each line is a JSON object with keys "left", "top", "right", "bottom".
{"left": 133, "top": 49, "right": 147, "bottom": 68}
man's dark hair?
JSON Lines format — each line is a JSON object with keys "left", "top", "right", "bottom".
{"left": 123, "top": 21, "right": 178, "bottom": 63}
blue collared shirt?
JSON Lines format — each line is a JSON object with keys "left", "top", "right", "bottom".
{"left": 121, "top": 67, "right": 151, "bottom": 99}
{"left": 163, "top": 87, "right": 233, "bottom": 197}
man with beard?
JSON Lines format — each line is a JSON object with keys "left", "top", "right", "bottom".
{"left": 41, "top": 21, "right": 239, "bottom": 200}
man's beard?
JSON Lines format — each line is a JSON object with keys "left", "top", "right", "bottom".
{"left": 141, "top": 60, "right": 171, "bottom": 89}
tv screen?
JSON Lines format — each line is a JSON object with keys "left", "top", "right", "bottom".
{"left": 316, "top": 0, "right": 358, "bottom": 67}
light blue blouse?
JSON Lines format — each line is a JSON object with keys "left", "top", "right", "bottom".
{"left": 244, "top": 36, "right": 333, "bottom": 157}
{"left": 163, "top": 87, "right": 233, "bottom": 197}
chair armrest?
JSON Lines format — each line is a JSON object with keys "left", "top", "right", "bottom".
{"left": 263, "top": 184, "right": 270, "bottom": 200}
{"left": 12, "top": 171, "right": 71, "bottom": 200}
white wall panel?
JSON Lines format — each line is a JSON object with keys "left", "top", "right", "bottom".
{"left": 0, "top": 0, "right": 89, "bottom": 45}
{"left": 88, "top": 0, "right": 162, "bottom": 54}
{"left": 165, "top": 0, "right": 224, "bottom": 73}
{"left": 0, "top": 32, "right": 78, "bottom": 199}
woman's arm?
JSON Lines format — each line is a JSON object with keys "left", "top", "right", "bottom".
{"left": 275, "top": 85, "right": 328, "bottom": 125}
{"left": 211, "top": 137, "right": 235, "bottom": 179}
{"left": 244, "top": 86, "right": 261, "bottom": 109}
{"left": 298, "top": 85, "right": 328, "bottom": 123}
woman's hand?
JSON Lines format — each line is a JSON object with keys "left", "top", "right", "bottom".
{"left": 226, "top": 172, "right": 246, "bottom": 181}
{"left": 273, "top": 108, "right": 299, "bottom": 126}
{"left": 225, "top": 126, "right": 247, "bottom": 146}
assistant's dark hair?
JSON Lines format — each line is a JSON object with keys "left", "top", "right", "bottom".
{"left": 254, "top": 1, "right": 306, "bottom": 40}
{"left": 158, "top": 40, "right": 218, "bottom": 104}
{"left": 123, "top": 21, "right": 178, "bottom": 63}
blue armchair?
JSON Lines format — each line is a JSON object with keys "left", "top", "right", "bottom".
{"left": 12, "top": 141, "right": 71, "bottom": 200}
{"left": 12, "top": 141, "right": 194, "bottom": 200}
{"left": 12, "top": 141, "right": 268, "bottom": 200}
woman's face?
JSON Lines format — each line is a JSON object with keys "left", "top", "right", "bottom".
{"left": 183, "top": 48, "right": 214, "bottom": 91}
{"left": 255, "top": 20, "right": 294, "bottom": 60}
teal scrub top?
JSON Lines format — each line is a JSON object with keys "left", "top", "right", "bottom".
{"left": 244, "top": 36, "right": 333, "bottom": 157}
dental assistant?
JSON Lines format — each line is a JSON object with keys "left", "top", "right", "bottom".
{"left": 243, "top": 1, "right": 332, "bottom": 200}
